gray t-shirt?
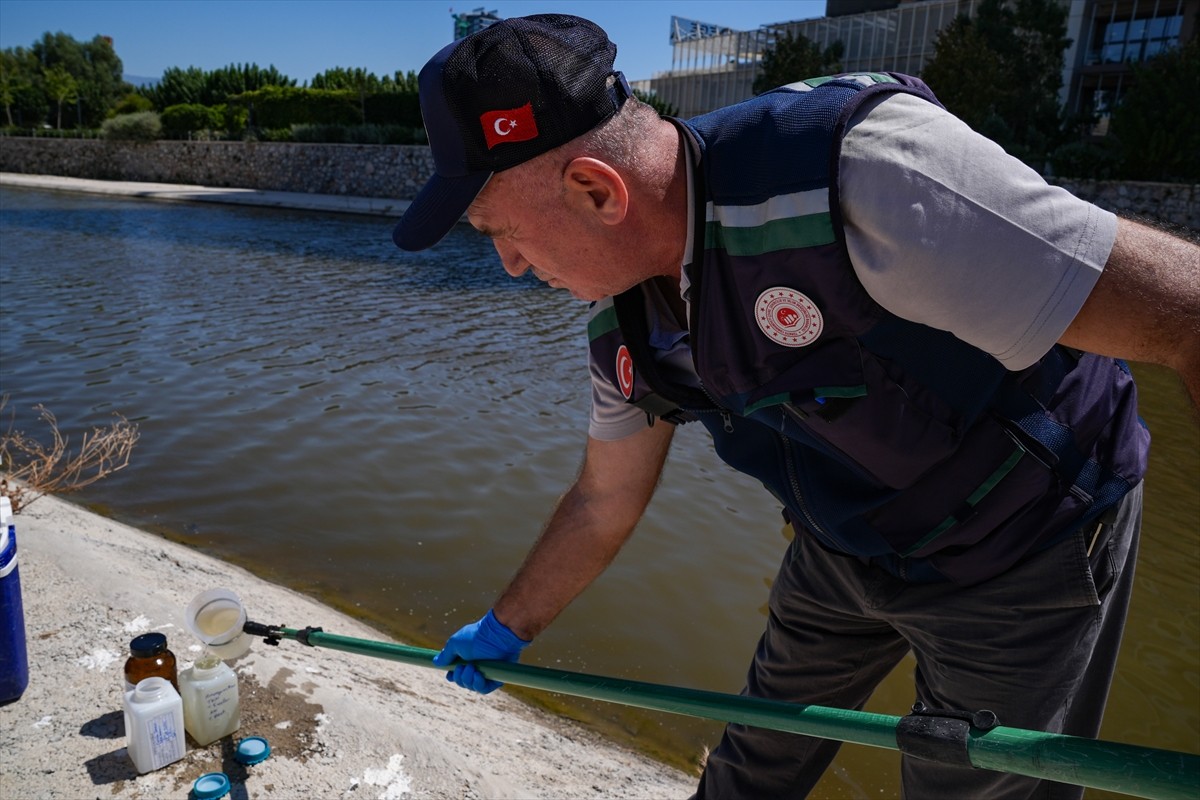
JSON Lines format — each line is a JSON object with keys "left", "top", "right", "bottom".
{"left": 588, "top": 92, "right": 1118, "bottom": 441}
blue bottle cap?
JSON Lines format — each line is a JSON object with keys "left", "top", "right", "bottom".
{"left": 234, "top": 735, "right": 271, "bottom": 765}
{"left": 191, "top": 772, "right": 231, "bottom": 800}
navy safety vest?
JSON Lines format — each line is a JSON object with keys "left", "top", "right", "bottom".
{"left": 588, "top": 73, "right": 1149, "bottom": 585}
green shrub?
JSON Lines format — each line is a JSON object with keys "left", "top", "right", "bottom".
{"left": 111, "top": 93, "right": 155, "bottom": 116}
{"left": 291, "top": 123, "right": 345, "bottom": 143}
{"left": 251, "top": 127, "right": 294, "bottom": 142}
{"left": 1049, "top": 139, "right": 1120, "bottom": 180}
{"left": 161, "top": 103, "right": 223, "bottom": 138}
{"left": 101, "top": 111, "right": 162, "bottom": 141}
{"left": 216, "top": 103, "right": 248, "bottom": 134}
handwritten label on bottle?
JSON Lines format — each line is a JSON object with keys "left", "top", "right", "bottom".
{"left": 204, "top": 684, "right": 235, "bottom": 721}
{"left": 148, "top": 710, "right": 181, "bottom": 769}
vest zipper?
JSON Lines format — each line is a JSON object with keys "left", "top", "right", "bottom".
{"left": 695, "top": 384, "right": 734, "bottom": 432}
{"left": 778, "top": 432, "right": 829, "bottom": 540}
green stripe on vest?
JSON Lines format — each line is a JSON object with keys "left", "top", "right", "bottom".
{"left": 705, "top": 213, "right": 836, "bottom": 256}
{"left": 587, "top": 304, "right": 620, "bottom": 342}
{"left": 744, "top": 392, "right": 792, "bottom": 417}
{"left": 815, "top": 385, "right": 868, "bottom": 400}
{"left": 802, "top": 73, "right": 897, "bottom": 89}
{"left": 900, "top": 447, "right": 1026, "bottom": 557}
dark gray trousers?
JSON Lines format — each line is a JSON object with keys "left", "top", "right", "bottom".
{"left": 695, "top": 483, "right": 1143, "bottom": 799}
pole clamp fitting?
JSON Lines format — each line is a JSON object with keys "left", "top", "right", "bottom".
{"left": 242, "top": 620, "right": 285, "bottom": 646}
{"left": 895, "top": 702, "right": 1000, "bottom": 767}
{"left": 296, "top": 626, "right": 324, "bottom": 647}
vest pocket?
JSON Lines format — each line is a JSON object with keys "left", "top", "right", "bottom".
{"left": 776, "top": 352, "right": 963, "bottom": 489}
{"left": 865, "top": 415, "right": 1058, "bottom": 571}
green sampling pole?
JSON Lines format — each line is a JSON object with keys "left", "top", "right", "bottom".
{"left": 243, "top": 622, "right": 1198, "bottom": 800}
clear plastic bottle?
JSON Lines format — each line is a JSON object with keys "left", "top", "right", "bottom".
{"left": 124, "top": 632, "right": 178, "bottom": 693}
{"left": 123, "top": 676, "right": 186, "bottom": 773}
{"left": 179, "top": 652, "right": 240, "bottom": 746}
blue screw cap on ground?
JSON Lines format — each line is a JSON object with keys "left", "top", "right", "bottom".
{"left": 235, "top": 735, "right": 271, "bottom": 765}
{"left": 191, "top": 772, "right": 231, "bottom": 800}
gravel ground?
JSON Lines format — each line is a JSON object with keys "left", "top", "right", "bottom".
{"left": 0, "top": 494, "right": 697, "bottom": 799}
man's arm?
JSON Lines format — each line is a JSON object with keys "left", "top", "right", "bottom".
{"left": 493, "top": 421, "right": 675, "bottom": 640}
{"left": 1059, "top": 217, "right": 1200, "bottom": 409}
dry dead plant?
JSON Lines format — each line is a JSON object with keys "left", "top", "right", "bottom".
{"left": 0, "top": 396, "right": 139, "bottom": 514}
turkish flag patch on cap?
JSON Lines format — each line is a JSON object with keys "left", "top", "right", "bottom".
{"left": 480, "top": 103, "right": 538, "bottom": 149}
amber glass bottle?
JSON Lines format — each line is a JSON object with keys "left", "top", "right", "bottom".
{"left": 123, "top": 632, "right": 179, "bottom": 693}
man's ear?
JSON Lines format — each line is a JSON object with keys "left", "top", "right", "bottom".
{"left": 562, "top": 157, "right": 628, "bottom": 226}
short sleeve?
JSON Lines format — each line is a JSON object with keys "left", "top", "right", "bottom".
{"left": 588, "top": 348, "right": 650, "bottom": 441}
{"left": 839, "top": 92, "right": 1117, "bottom": 370}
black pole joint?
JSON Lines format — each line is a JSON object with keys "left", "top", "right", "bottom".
{"left": 295, "top": 626, "right": 324, "bottom": 647}
{"left": 895, "top": 702, "right": 1000, "bottom": 768}
{"left": 242, "top": 620, "right": 285, "bottom": 646}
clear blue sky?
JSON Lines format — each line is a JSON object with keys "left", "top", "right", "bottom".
{"left": 0, "top": 1, "right": 828, "bottom": 83}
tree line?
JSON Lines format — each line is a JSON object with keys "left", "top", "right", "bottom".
{"left": 1, "top": 10, "right": 1195, "bottom": 182}
{"left": 0, "top": 31, "right": 434, "bottom": 144}
{"left": 0, "top": 30, "right": 676, "bottom": 146}
{"left": 753, "top": 0, "right": 1198, "bottom": 183}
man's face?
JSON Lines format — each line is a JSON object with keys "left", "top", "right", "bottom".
{"left": 466, "top": 168, "right": 636, "bottom": 302}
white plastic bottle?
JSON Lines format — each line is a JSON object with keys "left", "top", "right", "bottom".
{"left": 179, "top": 652, "right": 240, "bottom": 746}
{"left": 123, "top": 676, "right": 186, "bottom": 772}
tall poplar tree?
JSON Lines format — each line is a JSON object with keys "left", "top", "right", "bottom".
{"left": 43, "top": 64, "right": 77, "bottom": 129}
{"left": 30, "top": 32, "right": 124, "bottom": 128}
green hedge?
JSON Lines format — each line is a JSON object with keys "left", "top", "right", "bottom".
{"left": 363, "top": 93, "right": 422, "bottom": 127}
{"left": 227, "top": 86, "right": 422, "bottom": 129}
{"left": 161, "top": 103, "right": 223, "bottom": 137}
{"left": 229, "top": 86, "right": 360, "bottom": 128}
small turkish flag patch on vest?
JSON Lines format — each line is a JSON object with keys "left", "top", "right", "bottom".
{"left": 480, "top": 103, "right": 538, "bottom": 149}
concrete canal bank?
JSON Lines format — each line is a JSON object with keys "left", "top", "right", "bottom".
{"left": 0, "top": 493, "right": 697, "bottom": 799}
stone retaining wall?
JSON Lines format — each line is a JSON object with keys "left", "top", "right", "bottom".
{"left": 1, "top": 137, "right": 1196, "bottom": 230}
{"left": 0, "top": 137, "right": 434, "bottom": 200}
{"left": 1051, "top": 178, "right": 1198, "bottom": 231}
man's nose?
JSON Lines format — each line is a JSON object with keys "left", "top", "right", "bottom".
{"left": 493, "top": 241, "right": 529, "bottom": 278}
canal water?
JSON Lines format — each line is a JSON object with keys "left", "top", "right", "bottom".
{"left": 1, "top": 185, "right": 1195, "bottom": 796}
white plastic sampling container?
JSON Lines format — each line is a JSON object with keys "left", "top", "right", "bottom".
{"left": 184, "top": 588, "right": 250, "bottom": 659}
{"left": 123, "top": 676, "right": 186, "bottom": 773}
{"left": 179, "top": 652, "right": 240, "bottom": 746}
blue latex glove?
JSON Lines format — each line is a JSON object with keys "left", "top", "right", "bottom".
{"left": 432, "top": 609, "right": 531, "bottom": 694}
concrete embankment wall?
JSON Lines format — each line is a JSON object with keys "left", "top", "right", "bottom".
{"left": 1052, "top": 178, "right": 1198, "bottom": 231}
{"left": 1, "top": 137, "right": 1196, "bottom": 229}
{"left": 0, "top": 138, "right": 435, "bottom": 201}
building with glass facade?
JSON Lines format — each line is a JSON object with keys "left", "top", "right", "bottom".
{"left": 1070, "top": 1, "right": 1195, "bottom": 133}
{"left": 452, "top": 7, "right": 502, "bottom": 41}
{"left": 641, "top": 0, "right": 1196, "bottom": 125}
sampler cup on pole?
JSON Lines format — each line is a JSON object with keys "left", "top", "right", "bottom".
{"left": 184, "top": 588, "right": 250, "bottom": 659}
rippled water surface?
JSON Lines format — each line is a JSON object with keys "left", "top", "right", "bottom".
{"left": 1, "top": 186, "right": 1195, "bottom": 795}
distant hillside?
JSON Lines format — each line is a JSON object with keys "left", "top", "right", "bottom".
{"left": 123, "top": 74, "right": 159, "bottom": 88}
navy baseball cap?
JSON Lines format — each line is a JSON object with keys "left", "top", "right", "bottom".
{"left": 392, "top": 14, "right": 631, "bottom": 251}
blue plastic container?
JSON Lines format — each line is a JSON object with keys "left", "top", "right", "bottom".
{"left": 0, "top": 496, "right": 29, "bottom": 705}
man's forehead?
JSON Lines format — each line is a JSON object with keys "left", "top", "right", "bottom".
{"left": 466, "top": 173, "right": 509, "bottom": 224}
{"left": 465, "top": 193, "right": 493, "bottom": 229}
